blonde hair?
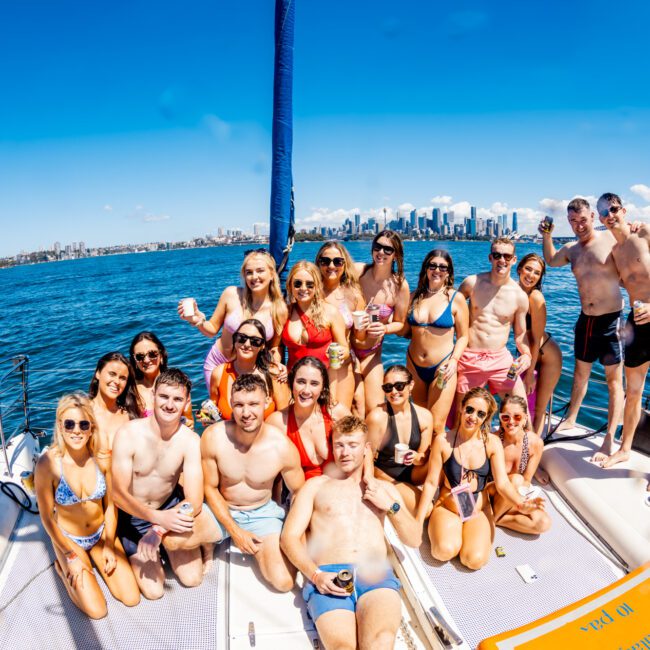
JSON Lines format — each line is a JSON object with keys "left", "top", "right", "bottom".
{"left": 286, "top": 261, "right": 328, "bottom": 329}
{"left": 315, "top": 241, "right": 363, "bottom": 302}
{"left": 53, "top": 392, "right": 98, "bottom": 457}
{"left": 460, "top": 386, "right": 497, "bottom": 443}
{"left": 240, "top": 251, "right": 285, "bottom": 335}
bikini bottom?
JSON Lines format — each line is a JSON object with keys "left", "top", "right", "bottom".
{"left": 408, "top": 349, "right": 452, "bottom": 385}
{"left": 60, "top": 522, "right": 105, "bottom": 551}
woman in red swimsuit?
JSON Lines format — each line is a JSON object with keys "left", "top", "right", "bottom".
{"left": 266, "top": 356, "right": 349, "bottom": 480}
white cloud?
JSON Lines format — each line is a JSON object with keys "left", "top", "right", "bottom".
{"left": 204, "top": 114, "right": 231, "bottom": 141}
{"left": 143, "top": 213, "right": 171, "bottom": 223}
{"left": 430, "top": 195, "right": 453, "bottom": 205}
{"left": 397, "top": 202, "right": 416, "bottom": 212}
{"left": 449, "top": 201, "right": 471, "bottom": 218}
{"left": 622, "top": 202, "right": 650, "bottom": 220}
{"left": 539, "top": 198, "right": 568, "bottom": 215}
{"left": 630, "top": 184, "right": 650, "bottom": 202}
{"left": 103, "top": 204, "right": 113, "bottom": 212}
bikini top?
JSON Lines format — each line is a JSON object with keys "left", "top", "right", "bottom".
{"left": 375, "top": 401, "right": 422, "bottom": 479}
{"left": 338, "top": 302, "right": 353, "bottom": 329}
{"left": 281, "top": 305, "right": 333, "bottom": 369}
{"left": 499, "top": 429, "right": 530, "bottom": 475}
{"left": 442, "top": 430, "right": 491, "bottom": 498}
{"left": 216, "top": 362, "right": 276, "bottom": 421}
{"left": 287, "top": 404, "right": 334, "bottom": 480}
{"left": 224, "top": 305, "right": 275, "bottom": 340}
{"left": 407, "top": 290, "right": 458, "bottom": 330}
{"left": 377, "top": 304, "right": 394, "bottom": 320}
{"left": 55, "top": 458, "right": 106, "bottom": 506}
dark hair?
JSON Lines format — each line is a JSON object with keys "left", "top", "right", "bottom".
{"left": 460, "top": 387, "right": 497, "bottom": 442}
{"left": 517, "top": 253, "right": 546, "bottom": 292}
{"left": 231, "top": 373, "right": 268, "bottom": 397}
{"left": 597, "top": 192, "right": 623, "bottom": 207}
{"left": 567, "top": 197, "right": 591, "bottom": 213}
{"left": 332, "top": 415, "right": 368, "bottom": 438}
{"left": 384, "top": 364, "right": 413, "bottom": 383}
{"left": 498, "top": 394, "right": 531, "bottom": 432}
{"left": 88, "top": 352, "right": 142, "bottom": 419}
{"left": 411, "top": 249, "right": 455, "bottom": 309}
{"left": 362, "top": 229, "right": 405, "bottom": 285}
{"left": 234, "top": 318, "right": 274, "bottom": 395}
{"left": 288, "top": 356, "right": 331, "bottom": 408}
{"left": 154, "top": 367, "right": 192, "bottom": 396}
{"left": 129, "top": 331, "right": 168, "bottom": 380}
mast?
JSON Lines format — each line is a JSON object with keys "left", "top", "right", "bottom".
{"left": 269, "top": 0, "right": 295, "bottom": 282}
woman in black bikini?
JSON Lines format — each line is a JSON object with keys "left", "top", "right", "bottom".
{"left": 366, "top": 365, "right": 433, "bottom": 514}
{"left": 401, "top": 249, "right": 469, "bottom": 435}
{"left": 415, "top": 387, "right": 544, "bottom": 570}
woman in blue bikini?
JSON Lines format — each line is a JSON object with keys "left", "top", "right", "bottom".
{"left": 402, "top": 250, "right": 469, "bottom": 435}
{"left": 35, "top": 393, "right": 140, "bottom": 618}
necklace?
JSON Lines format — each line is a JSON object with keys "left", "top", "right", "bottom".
{"left": 425, "top": 286, "right": 445, "bottom": 296}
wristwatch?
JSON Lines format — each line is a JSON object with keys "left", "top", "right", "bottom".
{"left": 387, "top": 502, "right": 401, "bottom": 516}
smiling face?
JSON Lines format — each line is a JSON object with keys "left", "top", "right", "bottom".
{"left": 291, "top": 269, "right": 317, "bottom": 303}
{"left": 153, "top": 382, "right": 190, "bottom": 427}
{"left": 291, "top": 364, "right": 324, "bottom": 408}
{"left": 242, "top": 254, "right": 272, "bottom": 293}
{"left": 461, "top": 396, "right": 490, "bottom": 433}
{"left": 518, "top": 258, "right": 543, "bottom": 292}
{"left": 382, "top": 369, "right": 413, "bottom": 408}
{"left": 318, "top": 245, "right": 346, "bottom": 284}
{"left": 231, "top": 386, "right": 267, "bottom": 433}
{"left": 489, "top": 242, "right": 516, "bottom": 277}
{"left": 372, "top": 236, "right": 396, "bottom": 268}
{"left": 133, "top": 339, "right": 162, "bottom": 379}
{"left": 426, "top": 255, "right": 450, "bottom": 289}
{"left": 58, "top": 406, "right": 94, "bottom": 453}
{"left": 234, "top": 323, "right": 264, "bottom": 362}
{"left": 96, "top": 360, "right": 129, "bottom": 401}
{"left": 596, "top": 198, "right": 626, "bottom": 232}
{"left": 499, "top": 401, "right": 527, "bottom": 435}
{"left": 567, "top": 207, "right": 595, "bottom": 242}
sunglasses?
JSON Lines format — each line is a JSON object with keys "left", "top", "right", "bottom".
{"left": 491, "top": 252, "right": 514, "bottom": 262}
{"left": 500, "top": 413, "right": 524, "bottom": 423}
{"left": 134, "top": 350, "right": 160, "bottom": 363}
{"left": 372, "top": 243, "right": 395, "bottom": 256}
{"left": 233, "top": 332, "right": 265, "bottom": 348}
{"left": 381, "top": 380, "right": 410, "bottom": 393}
{"left": 244, "top": 247, "right": 269, "bottom": 256}
{"left": 598, "top": 205, "right": 623, "bottom": 218}
{"left": 63, "top": 419, "right": 92, "bottom": 432}
{"left": 464, "top": 405, "right": 487, "bottom": 419}
{"left": 293, "top": 279, "right": 315, "bottom": 290}
{"left": 318, "top": 256, "right": 345, "bottom": 268}
{"left": 428, "top": 263, "right": 449, "bottom": 272}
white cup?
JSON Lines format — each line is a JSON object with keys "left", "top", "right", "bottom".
{"left": 394, "top": 443, "right": 410, "bottom": 464}
{"left": 352, "top": 310, "right": 367, "bottom": 330}
{"left": 181, "top": 298, "right": 195, "bottom": 317}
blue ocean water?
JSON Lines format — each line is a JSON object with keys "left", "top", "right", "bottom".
{"left": 0, "top": 241, "right": 624, "bottom": 440}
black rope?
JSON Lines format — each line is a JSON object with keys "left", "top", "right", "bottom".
{"left": 0, "top": 481, "right": 39, "bottom": 514}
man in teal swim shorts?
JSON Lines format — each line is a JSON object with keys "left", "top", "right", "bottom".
{"left": 201, "top": 373, "right": 304, "bottom": 592}
{"left": 281, "top": 416, "right": 421, "bottom": 649}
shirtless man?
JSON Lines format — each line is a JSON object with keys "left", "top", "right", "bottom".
{"left": 201, "top": 373, "right": 304, "bottom": 592}
{"left": 594, "top": 193, "right": 650, "bottom": 471}
{"left": 112, "top": 368, "right": 220, "bottom": 599}
{"left": 281, "top": 416, "right": 421, "bottom": 650}
{"left": 541, "top": 198, "right": 624, "bottom": 453}
{"left": 457, "top": 237, "right": 531, "bottom": 403}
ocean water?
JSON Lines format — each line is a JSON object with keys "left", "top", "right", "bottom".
{"left": 0, "top": 241, "right": 626, "bottom": 441}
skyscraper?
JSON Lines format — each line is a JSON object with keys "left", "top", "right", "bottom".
{"left": 354, "top": 213, "right": 361, "bottom": 232}
{"left": 409, "top": 210, "right": 417, "bottom": 230}
{"left": 512, "top": 211, "right": 518, "bottom": 233}
{"left": 418, "top": 215, "right": 426, "bottom": 231}
{"left": 432, "top": 208, "right": 441, "bottom": 233}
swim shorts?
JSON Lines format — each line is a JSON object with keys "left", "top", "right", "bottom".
{"left": 117, "top": 485, "right": 184, "bottom": 557}
{"left": 456, "top": 348, "right": 517, "bottom": 394}
{"left": 624, "top": 310, "right": 650, "bottom": 368}
{"left": 212, "top": 499, "right": 286, "bottom": 541}
{"left": 302, "top": 563, "right": 401, "bottom": 622}
{"left": 574, "top": 311, "right": 623, "bottom": 366}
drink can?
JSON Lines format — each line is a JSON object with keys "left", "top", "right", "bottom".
{"left": 507, "top": 362, "right": 519, "bottom": 381}
{"left": 633, "top": 300, "right": 643, "bottom": 316}
{"left": 327, "top": 343, "right": 343, "bottom": 369}
{"left": 436, "top": 364, "right": 447, "bottom": 389}
{"left": 200, "top": 399, "right": 222, "bottom": 422}
{"left": 541, "top": 216, "right": 553, "bottom": 233}
{"left": 179, "top": 502, "right": 194, "bottom": 517}
{"left": 334, "top": 569, "right": 354, "bottom": 594}
{"left": 20, "top": 470, "right": 35, "bottom": 493}
{"left": 366, "top": 303, "right": 380, "bottom": 323}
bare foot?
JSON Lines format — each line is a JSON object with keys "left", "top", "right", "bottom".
{"left": 591, "top": 438, "right": 614, "bottom": 465}
{"left": 201, "top": 543, "right": 214, "bottom": 575}
{"left": 601, "top": 449, "right": 630, "bottom": 469}
{"left": 534, "top": 466, "right": 550, "bottom": 485}
{"left": 553, "top": 419, "right": 576, "bottom": 433}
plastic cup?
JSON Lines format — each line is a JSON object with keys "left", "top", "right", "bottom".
{"left": 394, "top": 443, "right": 410, "bottom": 464}
{"left": 181, "top": 298, "right": 195, "bottom": 317}
{"left": 352, "top": 310, "right": 367, "bottom": 330}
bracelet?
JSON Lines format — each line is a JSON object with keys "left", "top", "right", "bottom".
{"left": 311, "top": 568, "right": 323, "bottom": 583}
{"left": 65, "top": 552, "right": 78, "bottom": 563}
{"left": 152, "top": 525, "right": 167, "bottom": 538}
{"left": 195, "top": 317, "right": 206, "bottom": 328}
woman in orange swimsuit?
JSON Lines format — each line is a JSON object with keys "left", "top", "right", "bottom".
{"left": 266, "top": 356, "right": 349, "bottom": 479}
{"left": 210, "top": 318, "right": 290, "bottom": 419}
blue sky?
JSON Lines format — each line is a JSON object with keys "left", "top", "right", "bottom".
{"left": 1, "top": 0, "right": 650, "bottom": 256}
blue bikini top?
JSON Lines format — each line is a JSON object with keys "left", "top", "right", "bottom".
{"left": 55, "top": 458, "right": 107, "bottom": 506}
{"left": 407, "top": 290, "right": 458, "bottom": 330}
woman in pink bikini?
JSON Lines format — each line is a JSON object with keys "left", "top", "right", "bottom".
{"left": 353, "top": 230, "right": 410, "bottom": 413}
{"left": 314, "top": 241, "right": 365, "bottom": 413}
{"left": 178, "top": 249, "right": 288, "bottom": 390}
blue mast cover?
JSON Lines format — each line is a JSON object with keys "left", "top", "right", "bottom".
{"left": 269, "top": 0, "right": 295, "bottom": 276}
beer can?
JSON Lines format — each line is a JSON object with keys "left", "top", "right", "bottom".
{"left": 20, "top": 471, "right": 35, "bottom": 493}
{"left": 334, "top": 569, "right": 354, "bottom": 594}
{"left": 366, "top": 303, "right": 380, "bottom": 323}
{"left": 436, "top": 364, "right": 447, "bottom": 389}
{"left": 541, "top": 216, "right": 553, "bottom": 232}
{"left": 200, "top": 399, "right": 222, "bottom": 422}
{"left": 633, "top": 300, "right": 643, "bottom": 316}
{"left": 327, "top": 343, "right": 342, "bottom": 370}
{"left": 179, "top": 502, "right": 194, "bottom": 518}
{"left": 507, "top": 362, "right": 519, "bottom": 381}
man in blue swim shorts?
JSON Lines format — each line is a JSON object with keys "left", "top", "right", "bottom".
{"left": 281, "top": 416, "right": 421, "bottom": 649}
{"left": 201, "top": 374, "right": 305, "bottom": 592}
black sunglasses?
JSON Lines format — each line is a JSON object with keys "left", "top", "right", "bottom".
{"left": 428, "top": 262, "right": 449, "bottom": 272}
{"left": 244, "top": 248, "right": 269, "bottom": 256}
{"left": 373, "top": 243, "right": 395, "bottom": 256}
{"left": 134, "top": 350, "right": 160, "bottom": 363}
{"left": 63, "top": 419, "right": 92, "bottom": 432}
{"left": 318, "top": 256, "right": 345, "bottom": 268}
{"left": 293, "top": 279, "right": 315, "bottom": 290}
{"left": 598, "top": 205, "right": 623, "bottom": 218}
{"left": 233, "top": 332, "right": 265, "bottom": 348}
{"left": 464, "top": 405, "right": 487, "bottom": 419}
{"left": 491, "top": 252, "right": 514, "bottom": 262}
{"left": 381, "top": 380, "right": 409, "bottom": 393}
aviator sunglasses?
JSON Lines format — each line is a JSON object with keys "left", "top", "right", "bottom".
{"left": 427, "top": 262, "right": 449, "bottom": 272}
{"left": 381, "top": 380, "right": 410, "bottom": 393}
{"left": 598, "top": 205, "right": 623, "bottom": 218}
{"left": 490, "top": 251, "right": 514, "bottom": 262}
{"left": 372, "top": 242, "right": 395, "bottom": 256}
{"left": 318, "top": 256, "right": 345, "bottom": 268}
{"left": 63, "top": 419, "right": 92, "bottom": 432}
{"left": 135, "top": 350, "right": 160, "bottom": 363}
{"left": 500, "top": 413, "right": 524, "bottom": 423}
{"left": 464, "top": 405, "right": 487, "bottom": 419}
{"left": 233, "top": 332, "right": 265, "bottom": 348}
{"left": 293, "top": 279, "right": 315, "bottom": 290}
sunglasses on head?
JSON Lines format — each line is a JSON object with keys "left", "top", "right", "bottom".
{"left": 381, "top": 380, "right": 409, "bottom": 393}
{"left": 491, "top": 251, "right": 514, "bottom": 262}
{"left": 63, "top": 419, "right": 91, "bottom": 432}
{"left": 500, "top": 413, "right": 524, "bottom": 423}
{"left": 464, "top": 405, "right": 487, "bottom": 419}
{"left": 135, "top": 350, "right": 160, "bottom": 363}
{"left": 373, "top": 243, "right": 395, "bottom": 256}
{"left": 318, "top": 256, "right": 345, "bottom": 268}
{"left": 244, "top": 247, "right": 269, "bottom": 257}
{"left": 427, "top": 262, "right": 449, "bottom": 272}
{"left": 293, "top": 279, "right": 315, "bottom": 290}
{"left": 233, "top": 332, "right": 265, "bottom": 348}
{"left": 598, "top": 205, "right": 623, "bottom": 218}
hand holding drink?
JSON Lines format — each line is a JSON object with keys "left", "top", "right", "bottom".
{"left": 633, "top": 300, "right": 649, "bottom": 325}
{"left": 538, "top": 216, "right": 554, "bottom": 235}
